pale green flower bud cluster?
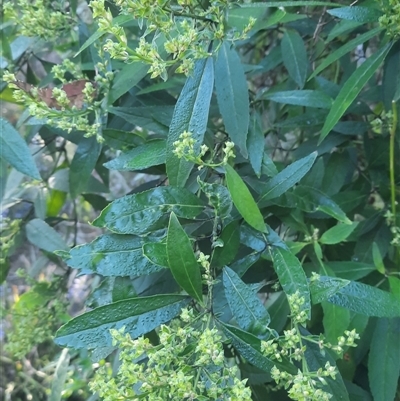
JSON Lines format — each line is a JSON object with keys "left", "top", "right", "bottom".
{"left": 260, "top": 290, "right": 360, "bottom": 401}
{"left": 3, "top": 0, "right": 75, "bottom": 40}
{"left": 378, "top": 0, "right": 400, "bottom": 38}
{"left": 90, "top": 309, "right": 252, "bottom": 400}
{"left": 89, "top": 0, "right": 255, "bottom": 79}
{"left": 271, "top": 363, "right": 337, "bottom": 401}
{"left": 3, "top": 57, "right": 112, "bottom": 142}
{"left": 0, "top": 218, "right": 21, "bottom": 267}
{"left": 173, "top": 131, "right": 235, "bottom": 169}
{"left": 384, "top": 210, "right": 400, "bottom": 247}
{"left": 197, "top": 251, "right": 213, "bottom": 286}
{"left": 287, "top": 291, "right": 308, "bottom": 325}
{"left": 5, "top": 291, "right": 66, "bottom": 358}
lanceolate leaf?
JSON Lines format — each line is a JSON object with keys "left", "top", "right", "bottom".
{"left": 215, "top": 41, "right": 249, "bottom": 157}
{"left": 0, "top": 117, "right": 41, "bottom": 180}
{"left": 26, "top": 219, "right": 69, "bottom": 252}
{"left": 310, "top": 276, "right": 400, "bottom": 317}
{"left": 320, "top": 42, "right": 393, "bottom": 143}
{"left": 319, "top": 222, "right": 358, "bottom": 245}
{"left": 223, "top": 267, "right": 270, "bottom": 334}
{"left": 211, "top": 221, "right": 240, "bottom": 268}
{"left": 262, "top": 90, "right": 333, "bottom": 108}
{"left": 104, "top": 140, "right": 166, "bottom": 171}
{"left": 368, "top": 318, "right": 400, "bottom": 401}
{"left": 247, "top": 112, "right": 265, "bottom": 177}
{"left": 55, "top": 295, "right": 188, "bottom": 349}
{"left": 258, "top": 152, "right": 317, "bottom": 204}
{"left": 143, "top": 242, "right": 168, "bottom": 268}
{"left": 327, "top": 6, "right": 383, "bottom": 23}
{"left": 166, "top": 212, "right": 203, "bottom": 302}
{"left": 225, "top": 164, "right": 266, "bottom": 233}
{"left": 269, "top": 247, "right": 311, "bottom": 317}
{"left": 309, "top": 27, "right": 383, "bottom": 80}
{"left": 66, "top": 234, "right": 164, "bottom": 277}
{"left": 92, "top": 187, "right": 206, "bottom": 235}
{"left": 166, "top": 58, "right": 214, "bottom": 186}
{"left": 281, "top": 29, "right": 308, "bottom": 88}
{"left": 69, "top": 135, "right": 102, "bottom": 198}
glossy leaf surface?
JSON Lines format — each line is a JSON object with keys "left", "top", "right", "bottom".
{"left": 223, "top": 267, "right": 270, "bottom": 334}
{"left": 225, "top": 164, "right": 266, "bottom": 233}
{"left": 104, "top": 140, "right": 166, "bottom": 171}
{"left": 166, "top": 212, "right": 203, "bottom": 302}
{"left": 92, "top": 187, "right": 206, "bottom": 235}
{"left": 55, "top": 295, "right": 188, "bottom": 349}
{"left": 66, "top": 234, "right": 164, "bottom": 276}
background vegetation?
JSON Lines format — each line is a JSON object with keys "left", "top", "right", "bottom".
{"left": 1, "top": 0, "right": 399, "bottom": 400}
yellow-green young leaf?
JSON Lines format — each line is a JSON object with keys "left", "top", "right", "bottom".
{"left": 319, "top": 222, "right": 358, "bottom": 245}
{"left": 320, "top": 42, "right": 393, "bottom": 143}
{"left": 166, "top": 212, "right": 203, "bottom": 303}
{"left": 372, "top": 242, "right": 385, "bottom": 274}
{"left": 225, "top": 164, "right": 266, "bottom": 233}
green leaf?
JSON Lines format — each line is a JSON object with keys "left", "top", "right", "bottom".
{"left": 225, "top": 164, "right": 266, "bottom": 233}
{"left": 223, "top": 267, "right": 270, "bottom": 335}
{"left": 281, "top": 29, "right": 308, "bottom": 88}
{"left": 262, "top": 90, "right": 333, "bottom": 108}
{"left": 211, "top": 221, "right": 240, "bottom": 268}
{"left": 320, "top": 42, "right": 393, "bottom": 143}
{"left": 293, "top": 186, "right": 352, "bottom": 223}
{"left": 327, "top": 6, "right": 383, "bottom": 23}
{"left": 143, "top": 242, "right": 168, "bottom": 268}
{"left": 166, "top": 58, "right": 214, "bottom": 186}
{"left": 322, "top": 302, "right": 351, "bottom": 345}
{"left": 25, "top": 219, "right": 69, "bottom": 252}
{"left": 55, "top": 294, "right": 188, "bottom": 349}
{"left": 215, "top": 42, "right": 249, "bottom": 157}
{"left": 48, "top": 349, "right": 70, "bottom": 401}
{"left": 310, "top": 276, "right": 400, "bottom": 317}
{"left": 368, "top": 318, "right": 400, "bottom": 401}
{"left": 323, "top": 261, "right": 375, "bottom": 281}
{"left": 66, "top": 234, "right": 164, "bottom": 277}
{"left": 92, "top": 187, "right": 206, "bottom": 235}
{"left": 269, "top": 247, "right": 311, "bottom": 317}
{"left": 109, "top": 62, "right": 149, "bottom": 103}
{"left": 104, "top": 140, "right": 166, "bottom": 171}
{"left": 69, "top": 136, "right": 102, "bottom": 198}
{"left": 108, "top": 106, "right": 172, "bottom": 134}
{"left": 166, "top": 212, "right": 203, "bottom": 302}
{"left": 258, "top": 152, "right": 317, "bottom": 204}
{"left": 247, "top": 112, "right": 265, "bottom": 177}
{"left": 309, "top": 27, "right": 383, "bottom": 80}
{"left": 319, "top": 222, "right": 358, "bottom": 245}
{"left": 220, "top": 322, "right": 296, "bottom": 374}
{"left": 0, "top": 118, "right": 41, "bottom": 180}
{"left": 198, "top": 180, "right": 232, "bottom": 220}
{"left": 372, "top": 242, "right": 385, "bottom": 274}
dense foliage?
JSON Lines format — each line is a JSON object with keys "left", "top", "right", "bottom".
{"left": 1, "top": 0, "right": 400, "bottom": 400}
